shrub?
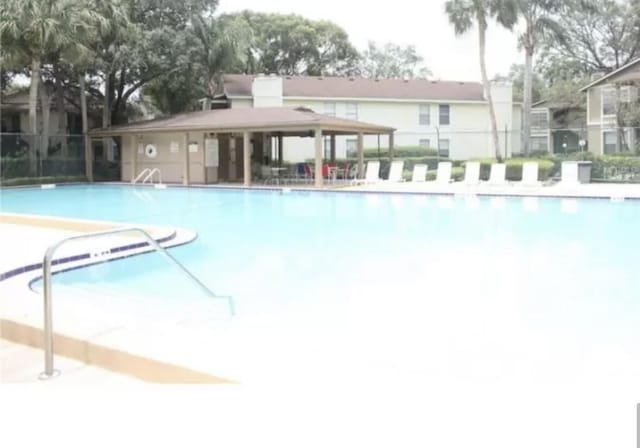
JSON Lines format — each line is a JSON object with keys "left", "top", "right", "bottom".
{"left": 0, "top": 175, "right": 87, "bottom": 187}
{"left": 363, "top": 146, "right": 438, "bottom": 158}
{"left": 464, "top": 158, "right": 555, "bottom": 181}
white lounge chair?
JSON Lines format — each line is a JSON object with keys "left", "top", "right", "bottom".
{"left": 385, "top": 160, "right": 405, "bottom": 182}
{"left": 462, "top": 161, "right": 481, "bottom": 185}
{"left": 351, "top": 160, "right": 381, "bottom": 185}
{"left": 434, "top": 162, "right": 453, "bottom": 184}
{"left": 487, "top": 163, "right": 507, "bottom": 186}
{"left": 411, "top": 164, "right": 428, "bottom": 182}
{"left": 520, "top": 162, "right": 541, "bottom": 187}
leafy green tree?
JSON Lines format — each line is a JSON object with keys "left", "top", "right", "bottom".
{"left": 539, "top": 0, "right": 640, "bottom": 75}
{"left": 445, "top": 0, "right": 517, "bottom": 160}
{"left": 359, "top": 41, "right": 432, "bottom": 79}
{"left": 494, "top": 63, "right": 544, "bottom": 103}
{"left": 508, "top": 0, "right": 561, "bottom": 155}
{"left": 235, "top": 11, "right": 360, "bottom": 76}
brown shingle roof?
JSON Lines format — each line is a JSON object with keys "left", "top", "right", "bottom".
{"left": 223, "top": 74, "right": 486, "bottom": 102}
{"left": 89, "top": 106, "right": 395, "bottom": 136}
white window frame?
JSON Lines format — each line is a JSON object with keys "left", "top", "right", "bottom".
{"left": 419, "top": 104, "right": 431, "bottom": 126}
{"left": 346, "top": 102, "right": 358, "bottom": 120}
{"left": 419, "top": 138, "right": 430, "bottom": 149}
{"left": 531, "top": 109, "right": 549, "bottom": 129}
{"left": 324, "top": 102, "right": 336, "bottom": 117}
{"left": 602, "top": 85, "right": 631, "bottom": 118}
{"left": 439, "top": 104, "right": 450, "bottom": 126}
{"left": 438, "top": 139, "right": 450, "bottom": 158}
{"left": 602, "top": 128, "right": 631, "bottom": 154}
{"left": 530, "top": 135, "right": 549, "bottom": 152}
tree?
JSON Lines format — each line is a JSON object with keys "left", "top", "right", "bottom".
{"left": 358, "top": 41, "right": 432, "bottom": 79}
{"left": 509, "top": 0, "right": 561, "bottom": 155}
{"left": 235, "top": 11, "right": 360, "bottom": 76}
{"left": 445, "top": 0, "right": 516, "bottom": 161}
{"left": 192, "top": 14, "right": 252, "bottom": 107}
{"left": 494, "top": 63, "right": 544, "bottom": 102}
{"left": 539, "top": 0, "right": 640, "bottom": 76}
{"left": 0, "top": 0, "right": 92, "bottom": 170}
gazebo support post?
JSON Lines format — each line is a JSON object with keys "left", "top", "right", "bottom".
{"left": 183, "top": 132, "right": 190, "bottom": 185}
{"left": 131, "top": 135, "right": 138, "bottom": 182}
{"left": 357, "top": 132, "right": 364, "bottom": 178}
{"left": 330, "top": 134, "right": 336, "bottom": 163}
{"left": 389, "top": 132, "right": 395, "bottom": 160}
{"left": 243, "top": 131, "right": 251, "bottom": 186}
{"left": 314, "top": 128, "right": 323, "bottom": 188}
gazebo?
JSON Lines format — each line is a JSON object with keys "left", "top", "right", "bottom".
{"left": 89, "top": 106, "right": 396, "bottom": 187}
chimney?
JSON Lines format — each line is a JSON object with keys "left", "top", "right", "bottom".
{"left": 252, "top": 75, "right": 283, "bottom": 108}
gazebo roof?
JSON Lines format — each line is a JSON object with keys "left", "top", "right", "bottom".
{"left": 89, "top": 106, "right": 395, "bottom": 137}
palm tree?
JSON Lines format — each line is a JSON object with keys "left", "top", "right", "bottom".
{"left": 511, "top": 0, "right": 561, "bottom": 156}
{"left": 191, "top": 14, "right": 252, "bottom": 109}
{"left": 445, "top": 0, "right": 516, "bottom": 161}
{"left": 0, "top": 0, "right": 91, "bottom": 172}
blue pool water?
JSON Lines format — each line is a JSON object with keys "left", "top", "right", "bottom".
{"left": 2, "top": 185, "right": 640, "bottom": 380}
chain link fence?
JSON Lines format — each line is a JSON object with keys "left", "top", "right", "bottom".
{"left": 0, "top": 133, "right": 121, "bottom": 185}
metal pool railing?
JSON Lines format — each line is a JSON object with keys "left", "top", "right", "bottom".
{"left": 38, "top": 227, "right": 234, "bottom": 380}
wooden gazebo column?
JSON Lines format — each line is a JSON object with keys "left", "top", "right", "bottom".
{"left": 330, "top": 134, "right": 336, "bottom": 163}
{"left": 314, "top": 128, "right": 323, "bottom": 188}
{"left": 357, "top": 132, "right": 364, "bottom": 178}
{"left": 243, "top": 131, "right": 251, "bottom": 186}
{"left": 389, "top": 132, "right": 395, "bottom": 160}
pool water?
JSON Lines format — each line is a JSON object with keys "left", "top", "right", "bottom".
{"left": 2, "top": 185, "right": 640, "bottom": 381}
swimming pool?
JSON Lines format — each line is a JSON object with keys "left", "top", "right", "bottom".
{"left": 2, "top": 184, "right": 640, "bottom": 380}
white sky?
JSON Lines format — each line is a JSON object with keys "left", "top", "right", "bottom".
{"left": 218, "top": 0, "right": 524, "bottom": 82}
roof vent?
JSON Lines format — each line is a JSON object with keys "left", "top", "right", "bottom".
{"left": 318, "top": 76, "right": 323, "bottom": 80}
{"left": 349, "top": 77, "right": 355, "bottom": 81}
{"left": 403, "top": 76, "right": 409, "bottom": 82}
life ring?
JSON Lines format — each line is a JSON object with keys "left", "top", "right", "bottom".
{"left": 145, "top": 144, "right": 158, "bottom": 158}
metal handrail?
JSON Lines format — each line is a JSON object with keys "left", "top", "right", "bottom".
{"left": 142, "top": 168, "right": 162, "bottom": 184}
{"left": 132, "top": 168, "right": 151, "bottom": 184}
{"left": 39, "top": 227, "right": 234, "bottom": 380}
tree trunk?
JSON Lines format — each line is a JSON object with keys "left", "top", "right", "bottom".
{"left": 478, "top": 19, "right": 501, "bottom": 161}
{"left": 79, "top": 73, "right": 92, "bottom": 181}
{"left": 523, "top": 44, "right": 534, "bottom": 157}
{"left": 102, "top": 73, "right": 112, "bottom": 164}
{"left": 55, "top": 66, "right": 69, "bottom": 156}
{"left": 39, "top": 78, "right": 51, "bottom": 164}
{"left": 28, "top": 58, "right": 41, "bottom": 176}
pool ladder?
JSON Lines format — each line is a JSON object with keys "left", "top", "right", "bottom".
{"left": 38, "top": 227, "right": 234, "bottom": 380}
{"left": 132, "top": 168, "right": 162, "bottom": 185}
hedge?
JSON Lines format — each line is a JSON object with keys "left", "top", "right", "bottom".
{"left": 0, "top": 175, "right": 87, "bottom": 187}
{"left": 363, "top": 146, "right": 438, "bottom": 158}
{"left": 465, "top": 158, "right": 555, "bottom": 181}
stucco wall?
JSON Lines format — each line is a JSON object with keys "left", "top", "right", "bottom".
{"left": 121, "top": 132, "right": 206, "bottom": 183}
{"left": 588, "top": 87, "right": 602, "bottom": 124}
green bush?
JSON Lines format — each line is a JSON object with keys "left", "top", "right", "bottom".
{"left": 363, "top": 146, "right": 438, "bottom": 158}
{"left": 425, "top": 166, "right": 465, "bottom": 181}
{"left": 0, "top": 175, "right": 87, "bottom": 187}
{"left": 464, "top": 158, "right": 554, "bottom": 181}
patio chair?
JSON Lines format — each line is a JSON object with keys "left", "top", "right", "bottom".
{"left": 385, "top": 160, "right": 405, "bottom": 182}
{"left": 462, "top": 161, "right": 481, "bottom": 185}
{"left": 520, "top": 162, "right": 541, "bottom": 187}
{"left": 411, "top": 164, "right": 428, "bottom": 182}
{"left": 351, "top": 160, "right": 381, "bottom": 185}
{"left": 486, "top": 163, "right": 507, "bottom": 186}
{"left": 434, "top": 162, "right": 453, "bottom": 185}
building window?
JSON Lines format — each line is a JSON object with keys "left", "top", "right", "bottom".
{"left": 602, "top": 86, "right": 631, "bottom": 116}
{"left": 419, "top": 139, "right": 430, "bottom": 149}
{"left": 438, "top": 139, "right": 450, "bottom": 158}
{"left": 346, "top": 102, "right": 358, "bottom": 120}
{"left": 439, "top": 104, "right": 450, "bottom": 126}
{"left": 324, "top": 102, "right": 336, "bottom": 117}
{"left": 530, "top": 136, "right": 549, "bottom": 152}
{"left": 323, "top": 137, "right": 332, "bottom": 159}
{"left": 419, "top": 105, "right": 431, "bottom": 125}
{"left": 346, "top": 139, "right": 358, "bottom": 158}
{"left": 531, "top": 110, "right": 548, "bottom": 129}
{"left": 603, "top": 130, "right": 631, "bottom": 153}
